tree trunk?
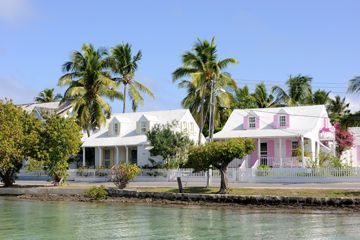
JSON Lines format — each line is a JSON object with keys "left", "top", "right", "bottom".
{"left": 53, "top": 175, "right": 64, "bottom": 186}
{"left": 198, "top": 84, "right": 207, "bottom": 144}
{"left": 123, "top": 84, "right": 127, "bottom": 113}
{"left": 0, "top": 170, "right": 15, "bottom": 187}
{"left": 218, "top": 165, "right": 228, "bottom": 194}
{"left": 86, "top": 128, "right": 90, "bottom": 137}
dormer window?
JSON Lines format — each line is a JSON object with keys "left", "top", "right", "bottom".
{"left": 248, "top": 116, "right": 256, "bottom": 129}
{"left": 140, "top": 121, "right": 147, "bottom": 134}
{"left": 114, "top": 123, "right": 119, "bottom": 135}
{"left": 279, "top": 115, "right": 287, "bottom": 127}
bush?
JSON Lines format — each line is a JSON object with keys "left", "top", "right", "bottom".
{"left": 110, "top": 163, "right": 141, "bottom": 189}
{"left": 86, "top": 185, "right": 108, "bottom": 200}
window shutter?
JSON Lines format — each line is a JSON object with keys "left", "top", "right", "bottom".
{"left": 136, "top": 121, "right": 140, "bottom": 134}
{"left": 285, "top": 114, "right": 290, "bottom": 128}
{"left": 273, "top": 115, "right": 278, "bottom": 128}
{"left": 255, "top": 116, "right": 260, "bottom": 129}
{"left": 243, "top": 116, "right": 248, "bottom": 129}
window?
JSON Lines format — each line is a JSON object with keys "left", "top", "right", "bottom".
{"left": 291, "top": 141, "right": 299, "bottom": 157}
{"left": 140, "top": 121, "right": 147, "bottom": 134}
{"left": 114, "top": 123, "right": 119, "bottom": 135}
{"left": 182, "top": 122, "right": 188, "bottom": 132}
{"left": 104, "top": 149, "right": 111, "bottom": 168}
{"left": 190, "top": 122, "right": 194, "bottom": 133}
{"left": 249, "top": 116, "right": 256, "bottom": 128}
{"left": 279, "top": 115, "right": 286, "bottom": 127}
{"left": 260, "top": 142, "right": 268, "bottom": 165}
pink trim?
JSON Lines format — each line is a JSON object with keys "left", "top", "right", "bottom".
{"left": 250, "top": 139, "right": 258, "bottom": 166}
{"left": 255, "top": 116, "right": 260, "bottom": 129}
{"left": 285, "top": 139, "right": 292, "bottom": 158}
{"left": 243, "top": 116, "right": 248, "bottom": 129}
{"left": 285, "top": 114, "right": 290, "bottom": 128}
{"left": 357, "top": 146, "right": 360, "bottom": 162}
{"left": 273, "top": 115, "right": 278, "bottom": 128}
{"left": 267, "top": 140, "right": 275, "bottom": 166}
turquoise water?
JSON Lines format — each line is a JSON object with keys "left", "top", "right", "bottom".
{"left": 1, "top": 198, "right": 360, "bottom": 240}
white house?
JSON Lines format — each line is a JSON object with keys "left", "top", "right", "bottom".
{"left": 21, "top": 101, "right": 72, "bottom": 120}
{"left": 341, "top": 127, "right": 360, "bottom": 167}
{"left": 213, "top": 105, "right": 336, "bottom": 168}
{"left": 81, "top": 109, "right": 205, "bottom": 167}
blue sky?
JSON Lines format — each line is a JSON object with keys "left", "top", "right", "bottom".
{"left": 0, "top": 0, "right": 359, "bottom": 112}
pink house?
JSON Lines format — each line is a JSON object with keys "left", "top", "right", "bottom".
{"left": 213, "top": 105, "right": 336, "bottom": 168}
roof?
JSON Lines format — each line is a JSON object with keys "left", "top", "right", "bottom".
{"left": 214, "top": 105, "right": 328, "bottom": 139}
{"left": 20, "top": 101, "right": 72, "bottom": 117}
{"left": 82, "top": 109, "right": 190, "bottom": 147}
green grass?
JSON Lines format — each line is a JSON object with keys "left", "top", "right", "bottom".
{"left": 129, "top": 187, "right": 360, "bottom": 198}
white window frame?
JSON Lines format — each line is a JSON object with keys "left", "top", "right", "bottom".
{"left": 140, "top": 121, "right": 147, "bottom": 134}
{"left": 279, "top": 115, "right": 287, "bottom": 127}
{"left": 248, "top": 116, "right": 256, "bottom": 129}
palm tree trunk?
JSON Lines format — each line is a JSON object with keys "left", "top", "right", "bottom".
{"left": 198, "top": 85, "right": 207, "bottom": 144}
{"left": 123, "top": 84, "right": 127, "bottom": 113}
{"left": 218, "top": 164, "right": 228, "bottom": 194}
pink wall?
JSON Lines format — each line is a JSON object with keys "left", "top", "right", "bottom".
{"left": 250, "top": 139, "right": 258, "bottom": 166}
{"left": 243, "top": 116, "right": 248, "bottom": 129}
{"left": 267, "top": 140, "right": 275, "bottom": 165}
{"left": 285, "top": 139, "right": 292, "bottom": 158}
{"left": 357, "top": 146, "right": 360, "bottom": 162}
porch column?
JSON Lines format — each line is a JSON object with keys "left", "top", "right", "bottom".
{"left": 98, "top": 147, "right": 102, "bottom": 167}
{"left": 316, "top": 141, "right": 320, "bottom": 160}
{"left": 301, "top": 136, "right": 305, "bottom": 168}
{"left": 125, "top": 146, "right": 129, "bottom": 163}
{"left": 257, "top": 138, "right": 261, "bottom": 164}
{"left": 115, "top": 146, "right": 119, "bottom": 165}
{"left": 311, "top": 139, "right": 316, "bottom": 164}
{"left": 333, "top": 140, "right": 336, "bottom": 156}
{"left": 279, "top": 138, "right": 282, "bottom": 167}
{"left": 82, "top": 147, "right": 86, "bottom": 167}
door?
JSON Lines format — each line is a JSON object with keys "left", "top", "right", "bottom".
{"left": 131, "top": 149, "right": 138, "bottom": 165}
{"left": 260, "top": 142, "right": 268, "bottom": 165}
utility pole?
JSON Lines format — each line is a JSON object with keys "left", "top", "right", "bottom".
{"left": 206, "top": 75, "right": 216, "bottom": 188}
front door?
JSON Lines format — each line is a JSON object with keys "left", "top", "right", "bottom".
{"left": 260, "top": 142, "right": 268, "bottom": 165}
{"left": 131, "top": 149, "right": 137, "bottom": 165}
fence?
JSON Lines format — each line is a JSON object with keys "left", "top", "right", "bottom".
{"left": 17, "top": 167, "right": 360, "bottom": 183}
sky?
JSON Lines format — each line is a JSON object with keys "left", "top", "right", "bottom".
{"left": 0, "top": 0, "right": 359, "bottom": 112}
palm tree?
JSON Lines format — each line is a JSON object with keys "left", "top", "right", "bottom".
{"left": 253, "top": 82, "right": 279, "bottom": 108}
{"left": 34, "top": 88, "right": 62, "bottom": 103}
{"left": 310, "top": 89, "right": 331, "bottom": 105}
{"left": 173, "top": 37, "right": 238, "bottom": 143}
{"left": 58, "top": 43, "right": 122, "bottom": 136}
{"left": 348, "top": 76, "right": 360, "bottom": 93}
{"left": 272, "top": 75, "right": 312, "bottom": 106}
{"left": 109, "top": 43, "right": 154, "bottom": 113}
{"left": 232, "top": 85, "right": 257, "bottom": 109}
{"left": 327, "top": 95, "right": 350, "bottom": 123}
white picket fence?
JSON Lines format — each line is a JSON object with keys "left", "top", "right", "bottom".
{"left": 18, "top": 167, "right": 360, "bottom": 183}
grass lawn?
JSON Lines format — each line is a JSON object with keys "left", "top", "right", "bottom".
{"left": 129, "top": 187, "right": 360, "bottom": 198}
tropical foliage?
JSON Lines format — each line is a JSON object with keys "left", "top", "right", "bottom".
{"left": 0, "top": 100, "right": 40, "bottom": 187}
{"left": 327, "top": 96, "right": 350, "bottom": 123}
{"left": 173, "top": 37, "right": 238, "bottom": 142}
{"left": 109, "top": 43, "right": 154, "bottom": 112}
{"left": 348, "top": 76, "right": 360, "bottom": 93}
{"left": 34, "top": 88, "right": 62, "bottom": 103}
{"left": 187, "top": 138, "right": 254, "bottom": 194}
{"left": 334, "top": 122, "right": 354, "bottom": 158}
{"left": 59, "top": 43, "right": 122, "bottom": 136}
{"left": 110, "top": 163, "right": 141, "bottom": 189}
{"left": 146, "top": 121, "right": 194, "bottom": 169}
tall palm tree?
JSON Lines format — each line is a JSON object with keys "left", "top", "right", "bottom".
{"left": 310, "top": 89, "right": 331, "bottom": 105}
{"left": 232, "top": 85, "right": 257, "bottom": 109}
{"left": 58, "top": 43, "right": 122, "bottom": 136}
{"left": 109, "top": 43, "right": 154, "bottom": 113}
{"left": 172, "top": 37, "right": 238, "bottom": 143}
{"left": 34, "top": 88, "right": 62, "bottom": 103}
{"left": 327, "top": 95, "right": 350, "bottom": 123}
{"left": 272, "top": 75, "right": 312, "bottom": 106}
{"left": 348, "top": 76, "right": 360, "bottom": 94}
{"left": 253, "top": 82, "right": 279, "bottom": 108}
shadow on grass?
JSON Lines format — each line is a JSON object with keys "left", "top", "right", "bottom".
{"left": 165, "top": 187, "right": 215, "bottom": 194}
{"left": 339, "top": 191, "right": 360, "bottom": 197}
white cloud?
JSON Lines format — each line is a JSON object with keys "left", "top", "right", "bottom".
{"left": 0, "top": 0, "right": 33, "bottom": 25}
{"left": 0, "top": 77, "right": 37, "bottom": 104}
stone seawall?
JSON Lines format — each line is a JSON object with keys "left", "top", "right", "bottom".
{"left": 107, "top": 189, "right": 360, "bottom": 208}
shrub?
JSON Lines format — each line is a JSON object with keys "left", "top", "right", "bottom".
{"left": 86, "top": 185, "right": 108, "bottom": 200}
{"left": 110, "top": 163, "right": 141, "bottom": 189}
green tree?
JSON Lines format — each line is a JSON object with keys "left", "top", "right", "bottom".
{"left": 173, "top": 37, "right": 238, "bottom": 142}
{"left": 36, "top": 115, "right": 82, "bottom": 185}
{"left": 0, "top": 100, "right": 40, "bottom": 187}
{"left": 232, "top": 85, "right": 257, "bottom": 109}
{"left": 341, "top": 111, "right": 360, "bottom": 128}
{"left": 348, "top": 76, "right": 360, "bottom": 94}
{"left": 311, "top": 89, "right": 331, "bottom": 105}
{"left": 146, "top": 121, "right": 194, "bottom": 169}
{"left": 109, "top": 43, "right": 154, "bottom": 113}
{"left": 252, "top": 82, "right": 279, "bottom": 108}
{"left": 59, "top": 43, "right": 122, "bottom": 136}
{"left": 187, "top": 138, "right": 254, "bottom": 194}
{"left": 34, "top": 88, "right": 62, "bottom": 103}
{"left": 327, "top": 95, "right": 350, "bottom": 123}
{"left": 272, "top": 75, "right": 312, "bottom": 105}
